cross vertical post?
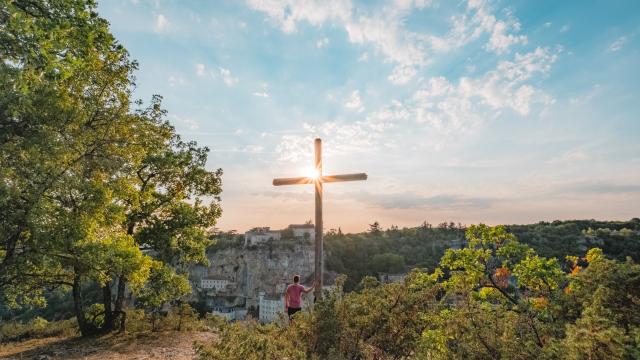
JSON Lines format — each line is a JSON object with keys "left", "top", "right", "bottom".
{"left": 314, "top": 138, "right": 323, "bottom": 300}
{"left": 273, "top": 138, "right": 367, "bottom": 301}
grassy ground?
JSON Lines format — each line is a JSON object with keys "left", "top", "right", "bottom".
{"left": 0, "top": 331, "right": 217, "bottom": 359}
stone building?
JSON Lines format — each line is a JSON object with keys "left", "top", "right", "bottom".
{"left": 244, "top": 227, "right": 281, "bottom": 247}
{"left": 288, "top": 224, "right": 315, "bottom": 239}
{"left": 259, "top": 291, "right": 285, "bottom": 323}
{"left": 200, "top": 276, "right": 229, "bottom": 291}
{"left": 209, "top": 305, "right": 248, "bottom": 321}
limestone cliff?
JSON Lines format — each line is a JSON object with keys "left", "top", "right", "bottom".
{"left": 190, "top": 238, "right": 315, "bottom": 309}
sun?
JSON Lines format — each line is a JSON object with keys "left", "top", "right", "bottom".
{"left": 302, "top": 167, "right": 320, "bottom": 180}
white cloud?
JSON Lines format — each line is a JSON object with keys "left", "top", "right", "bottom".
{"left": 168, "top": 74, "right": 185, "bottom": 87}
{"left": 358, "top": 52, "right": 369, "bottom": 62}
{"left": 170, "top": 114, "right": 199, "bottom": 130}
{"left": 316, "top": 37, "right": 330, "bottom": 48}
{"left": 245, "top": 0, "right": 352, "bottom": 33}
{"left": 560, "top": 24, "right": 570, "bottom": 33}
{"left": 549, "top": 148, "right": 589, "bottom": 164}
{"left": 153, "top": 14, "right": 170, "bottom": 33}
{"left": 275, "top": 105, "right": 407, "bottom": 163}
{"left": 245, "top": 0, "right": 427, "bottom": 82}
{"left": 436, "top": 0, "right": 527, "bottom": 54}
{"left": 195, "top": 63, "right": 206, "bottom": 76}
{"left": 485, "top": 19, "right": 528, "bottom": 54}
{"left": 276, "top": 47, "right": 558, "bottom": 161}
{"left": 409, "top": 47, "right": 557, "bottom": 136}
{"left": 607, "top": 36, "right": 627, "bottom": 52}
{"left": 244, "top": 145, "right": 264, "bottom": 154}
{"left": 544, "top": 22, "right": 551, "bottom": 28}
{"left": 344, "top": 90, "right": 364, "bottom": 112}
{"left": 388, "top": 65, "right": 417, "bottom": 85}
{"left": 247, "top": 0, "right": 528, "bottom": 83}
{"left": 253, "top": 91, "right": 269, "bottom": 97}
{"left": 569, "top": 84, "right": 600, "bottom": 105}
{"left": 219, "top": 67, "right": 239, "bottom": 86}
{"left": 457, "top": 47, "right": 557, "bottom": 115}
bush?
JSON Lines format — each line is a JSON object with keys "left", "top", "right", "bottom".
{"left": 194, "top": 320, "right": 307, "bottom": 360}
{"left": 0, "top": 317, "right": 77, "bottom": 343}
{"left": 158, "top": 304, "right": 205, "bottom": 332}
{"left": 125, "top": 309, "right": 152, "bottom": 333}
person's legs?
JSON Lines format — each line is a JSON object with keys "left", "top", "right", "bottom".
{"left": 287, "top": 307, "right": 301, "bottom": 320}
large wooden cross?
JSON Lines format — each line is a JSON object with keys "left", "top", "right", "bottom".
{"left": 273, "top": 138, "right": 367, "bottom": 300}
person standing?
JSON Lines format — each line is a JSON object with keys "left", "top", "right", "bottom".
{"left": 284, "top": 275, "right": 316, "bottom": 320}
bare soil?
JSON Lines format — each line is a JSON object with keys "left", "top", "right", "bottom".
{"left": 0, "top": 331, "right": 217, "bottom": 360}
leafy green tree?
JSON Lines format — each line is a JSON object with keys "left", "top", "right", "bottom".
{"left": 136, "top": 262, "right": 190, "bottom": 331}
{"left": 0, "top": 0, "right": 222, "bottom": 335}
{"left": 368, "top": 221, "right": 381, "bottom": 233}
{"left": 561, "top": 248, "right": 640, "bottom": 359}
{"left": 425, "top": 224, "right": 567, "bottom": 358}
{"left": 371, "top": 253, "right": 405, "bottom": 274}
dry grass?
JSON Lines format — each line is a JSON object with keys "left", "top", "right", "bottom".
{"left": 0, "top": 331, "right": 217, "bottom": 360}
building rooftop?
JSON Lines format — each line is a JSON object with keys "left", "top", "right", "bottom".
{"left": 246, "top": 227, "right": 281, "bottom": 234}
{"left": 288, "top": 224, "right": 314, "bottom": 229}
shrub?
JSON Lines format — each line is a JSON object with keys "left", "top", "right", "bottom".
{"left": 194, "top": 320, "right": 306, "bottom": 360}
{"left": 0, "top": 318, "right": 77, "bottom": 343}
{"left": 159, "top": 303, "right": 204, "bottom": 331}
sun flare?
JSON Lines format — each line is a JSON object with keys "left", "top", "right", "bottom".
{"left": 302, "top": 167, "right": 320, "bottom": 180}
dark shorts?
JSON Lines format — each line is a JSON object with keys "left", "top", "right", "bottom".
{"left": 287, "top": 307, "right": 301, "bottom": 318}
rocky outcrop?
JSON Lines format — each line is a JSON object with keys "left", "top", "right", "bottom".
{"left": 190, "top": 238, "right": 315, "bottom": 309}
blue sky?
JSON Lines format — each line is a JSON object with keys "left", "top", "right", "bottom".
{"left": 98, "top": 0, "right": 640, "bottom": 232}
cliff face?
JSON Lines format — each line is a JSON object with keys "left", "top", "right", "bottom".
{"left": 190, "top": 239, "right": 315, "bottom": 309}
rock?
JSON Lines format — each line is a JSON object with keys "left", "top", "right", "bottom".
{"left": 190, "top": 238, "right": 315, "bottom": 309}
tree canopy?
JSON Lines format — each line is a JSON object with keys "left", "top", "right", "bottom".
{"left": 1, "top": 0, "right": 222, "bottom": 336}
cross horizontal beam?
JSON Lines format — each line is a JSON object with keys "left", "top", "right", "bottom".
{"left": 273, "top": 173, "right": 367, "bottom": 186}
{"left": 321, "top": 173, "right": 368, "bottom": 183}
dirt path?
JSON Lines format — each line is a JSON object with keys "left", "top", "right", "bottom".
{"left": 0, "top": 331, "right": 217, "bottom": 359}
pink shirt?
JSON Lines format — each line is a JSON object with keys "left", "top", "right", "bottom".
{"left": 286, "top": 283, "right": 305, "bottom": 308}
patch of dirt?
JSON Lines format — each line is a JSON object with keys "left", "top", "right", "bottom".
{"left": 0, "top": 331, "right": 217, "bottom": 359}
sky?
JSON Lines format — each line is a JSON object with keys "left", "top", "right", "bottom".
{"left": 98, "top": 0, "right": 640, "bottom": 233}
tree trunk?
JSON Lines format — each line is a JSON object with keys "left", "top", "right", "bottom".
{"left": 114, "top": 274, "right": 127, "bottom": 314}
{"left": 113, "top": 275, "right": 128, "bottom": 332}
{"left": 177, "top": 305, "right": 183, "bottom": 331}
{"left": 102, "top": 281, "right": 114, "bottom": 331}
{"left": 72, "top": 273, "right": 93, "bottom": 337}
{"left": 118, "top": 310, "right": 127, "bottom": 333}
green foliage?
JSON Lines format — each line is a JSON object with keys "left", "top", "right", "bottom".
{"left": 0, "top": 0, "right": 222, "bottom": 336}
{"left": 0, "top": 317, "right": 77, "bottom": 343}
{"left": 371, "top": 253, "right": 405, "bottom": 273}
{"left": 195, "top": 320, "right": 307, "bottom": 360}
{"left": 162, "top": 303, "right": 203, "bottom": 332}
{"left": 210, "top": 231, "right": 244, "bottom": 250}
{"left": 325, "top": 219, "right": 640, "bottom": 291}
{"left": 507, "top": 219, "right": 640, "bottom": 262}
{"left": 136, "top": 262, "right": 191, "bottom": 312}
{"left": 196, "top": 224, "right": 640, "bottom": 359}
{"left": 325, "top": 223, "right": 461, "bottom": 290}
{"left": 123, "top": 309, "right": 152, "bottom": 333}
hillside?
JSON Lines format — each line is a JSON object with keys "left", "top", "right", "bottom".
{"left": 0, "top": 331, "right": 216, "bottom": 359}
{"left": 324, "top": 218, "right": 640, "bottom": 290}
